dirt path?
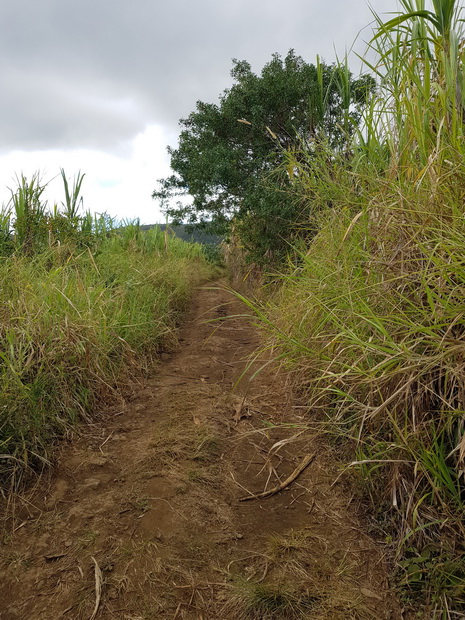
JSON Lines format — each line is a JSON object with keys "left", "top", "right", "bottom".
{"left": 0, "top": 283, "right": 400, "bottom": 619}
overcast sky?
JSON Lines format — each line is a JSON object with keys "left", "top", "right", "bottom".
{"left": 0, "top": 0, "right": 397, "bottom": 224}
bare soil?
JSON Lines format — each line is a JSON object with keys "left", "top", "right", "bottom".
{"left": 0, "top": 282, "right": 402, "bottom": 619}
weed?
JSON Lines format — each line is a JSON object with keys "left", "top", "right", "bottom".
{"left": 267, "top": 530, "right": 311, "bottom": 557}
{"left": 3, "top": 550, "right": 31, "bottom": 570}
{"left": 191, "top": 435, "right": 220, "bottom": 462}
{"left": 186, "top": 468, "right": 217, "bottom": 486}
{"left": 79, "top": 529, "right": 99, "bottom": 548}
{"left": 226, "top": 578, "right": 319, "bottom": 619}
{"left": 132, "top": 497, "right": 150, "bottom": 514}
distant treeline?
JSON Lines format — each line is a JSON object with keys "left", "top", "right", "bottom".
{"left": 141, "top": 224, "right": 222, "bottom": 246}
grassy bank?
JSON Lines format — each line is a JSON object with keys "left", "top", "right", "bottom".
{"left": 0, "top": 175, "right": 216, "bottom": 491}
{"left": 237, "top": 1, "right": 465, "bottom": 614}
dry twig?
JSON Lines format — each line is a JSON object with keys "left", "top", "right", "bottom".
{"left": 89, "top": 557, "right": 102, "bottom": 620}
{"left": 239, "top": 454, "right": 315, "bottom": 501}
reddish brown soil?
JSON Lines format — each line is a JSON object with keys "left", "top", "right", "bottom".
{"left": 0, "top": 283, "right": 402, "bottom": 619}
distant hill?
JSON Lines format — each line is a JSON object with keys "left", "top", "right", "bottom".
{"left": 141, "top": 224, "right": 222, "bottom": 246}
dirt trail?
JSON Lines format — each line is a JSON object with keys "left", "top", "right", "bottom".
{"left": 0, "top": 283, "right": 400, "bottom": 619}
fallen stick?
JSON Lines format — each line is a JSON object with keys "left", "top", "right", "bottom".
{"left": 239, "top": 454, "right": 315, "bottom": 502}
{"left": 89, "top": 557, "right": 102, "bottom": 620}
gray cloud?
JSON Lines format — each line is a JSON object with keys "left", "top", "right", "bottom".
{"left": 0, "top": 0, "right": 395, "bottom": 153}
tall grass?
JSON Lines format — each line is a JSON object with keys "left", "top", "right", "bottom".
{"left": 0, "top": 173, "right": 215, "bottom": 491}
{"left": 242, "top": 0, "right": 465, "bottom": 613}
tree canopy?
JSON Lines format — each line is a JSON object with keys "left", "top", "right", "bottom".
{"left": 153, "top": 50, "right": 374, "bottom": 264}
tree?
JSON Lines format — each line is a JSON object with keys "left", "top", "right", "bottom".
{"left": 153, "top": 50, "right": 374, "bottom": 265}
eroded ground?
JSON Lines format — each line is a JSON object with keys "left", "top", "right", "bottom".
{"left": 0, "top": 283, "right": 401, "bottom": 619}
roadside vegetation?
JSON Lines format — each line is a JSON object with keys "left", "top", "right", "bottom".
{"left": 0, "top": 171, "right": 215, "bottom": 491}
{"left": 159, "top": 0, "right": 465, "bottom": 614}
{"left": 261, "top": 2, "right": 465, "bottom": 614}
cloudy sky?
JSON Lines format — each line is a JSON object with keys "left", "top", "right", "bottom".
{"left": 0, "top": 0, "right": 396, "bottom": 224}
